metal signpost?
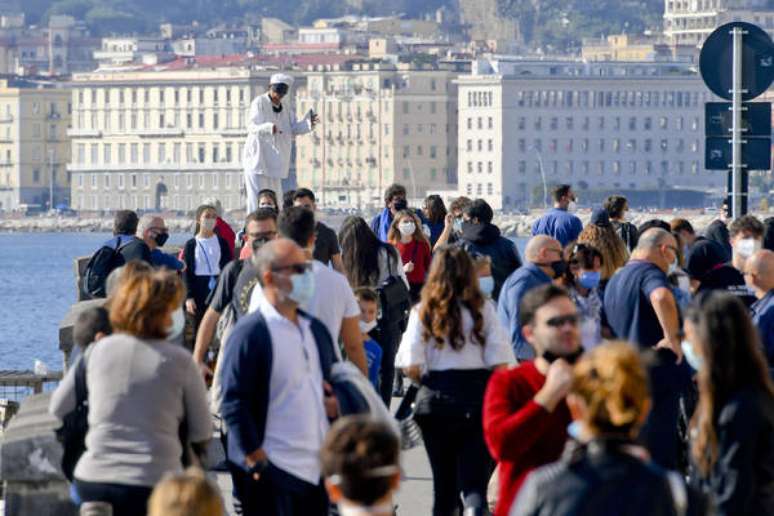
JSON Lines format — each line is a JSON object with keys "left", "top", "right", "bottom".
{"left": 700, "top": 21, "right": 774, "bottom": 218}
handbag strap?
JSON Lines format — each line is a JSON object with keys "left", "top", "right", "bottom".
{"left": 74, "top": 354, "right": 87, "bottom": 408}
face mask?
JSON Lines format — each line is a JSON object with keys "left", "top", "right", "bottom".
{"left": 667, "top": 258, "right": 678, "bottom": 276}
{"left": 201, "top": 218, "right": 216, "bottom": 232}
{"left": 568, "top": 201, "right": 578, "bottom": 212}
{"left": 154, "top": 232, "right": 169, "bottom": 247}
{"left": 550, "top": 259, "right": 567, "bottom": 278}
{"left": 453, "top": 218, "right": 463, "bottom": 233}
{"left": 567, "top": 420, "right": 582, "bottom": 441}
{"left": 735, "top": 238, "right": 762, "bottom": 258}
{"left": 166, "top": 307, "right": 185, "bottom": 339}
{"left": 542, "top": 348, "right": 584, "bottom": 365}
{"left": 398, "top": 222, "right": 416, "bottom": 236}
{"left": 287, "top": 269, "right": 315, "bottom": 306}
{"left": 392, "top": 198, "right": 408, "bottom": 212}
{"left": 681, "top": 340, "right": 703, "bottom": 372}
{"left": 359, "top": 319, "right": 378, "bottom": 334}
{"left": 578, "top": 271, "right": 601, "bottom": 290}
{"left": 259, "top": 203, "right": 277, "bottom": 211}
{"left": 479, "top": 276, "right": 495, "bottom": 297}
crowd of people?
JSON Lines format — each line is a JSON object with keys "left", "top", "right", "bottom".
{"left": 49, "top": 180, "right": 774, "bottom": 516}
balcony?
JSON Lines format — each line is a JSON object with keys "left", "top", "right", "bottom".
{"left": 0, "top": 161, "right": 14, "bottom": 167}
{"left": 0, "top": 115, "right": 14, "bottom": 123}
{"left": 67, "top": 128, "right": 102, "bottom": 138}
{"left": 220, "top": 128, "right": 247, "bottom": 137}
{"left": 135, "top": 128, "right": 184, "bottom": 138}
{"left": 67, "top": 161, "right": 241, "bottom": 172}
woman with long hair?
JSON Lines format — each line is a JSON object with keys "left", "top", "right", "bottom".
{"left": 388, "top": 209, "right": 432, "bottom": 304}
{"left": 396, "top": 246, "right": 513, "bottom": 516}
{"left": 559, "top": 243, "right": 605, "bottom": 350}
{"left": 423, "top": 194, "right": 448, "bottom": 248}
{"left": 338, "top": 216, "right": 408, "bottom": 405}
{"left": 684, "top": 292, "right": 774, "bottom": 516}
{"left": 181, "top": 205, "right": 231, "bottom": 345}
{"left": 513, "top": 342, "right": 705, "bottom": 515}
{"left": 50, "top": 263, "right": 211, "bottom": 516}
{"left": 577, "top": 209, "right": 629, "bottom": 283}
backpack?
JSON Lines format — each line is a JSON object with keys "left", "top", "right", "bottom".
{"left": 82, "top": 238, "right": 133, "bottom": 298}
{"left": 376, "top": 248, "right": 411, "bottom": 332}
{"left": 55, "top": 356, "right": 88, "bottom": 482}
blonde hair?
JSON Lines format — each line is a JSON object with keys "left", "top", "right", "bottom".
{"left": 571, "top": 342, "right": 650, "bottom": 436}
{"left": 107, "top": 261, "right": 184, "bottom": 339}
{"left": 577, "top": 224, "right": 629, "bottom": 280}
{"left": 148, "top": 468, "right": 223, "bottom": 516}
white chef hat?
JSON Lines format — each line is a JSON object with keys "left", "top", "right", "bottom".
{"left": 270, "top": 73, "right": 294, "bottom": 87}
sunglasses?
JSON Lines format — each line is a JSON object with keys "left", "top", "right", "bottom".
{"left": 545, "top": 314, "right": 579, "bottom": 328}
{"left": 249, "top": 231, "right": 277, "bottom": 241}
{"left": 272, "top": 262, "right": 312, "bottom": 275}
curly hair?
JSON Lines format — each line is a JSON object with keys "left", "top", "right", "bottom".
{"left": 571, "top": 341, "right": 650, "bottom": 437}
{"left": 419, "top": 246, "right": 485, "bottom": 350}
{"left": 578, "top": 224, "right": 629, "bottom": 280}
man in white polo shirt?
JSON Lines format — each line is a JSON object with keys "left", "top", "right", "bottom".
{"left": 220, "top": 238, "right": 339, "bottom": 515}
{"left": 249, "top": 206, "right": 368, "bottom": 376}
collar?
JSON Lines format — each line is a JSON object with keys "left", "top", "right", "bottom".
{"left": 525, "top": 262, "right": 552, "bottom": 281}
{"left": 256, "top": 294, "right": 308, "bottom": 328}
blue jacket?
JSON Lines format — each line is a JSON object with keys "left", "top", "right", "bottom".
{"left": 752, "top": 290, "right": 774, "bottom": 365}
{"left": 497, "top": 263, "right": 552, "bottom": 359}
{"left": 218, "top": 309, "right": 336, "bottom": 473}
{"left": 531, "top": 208, "right": 583, "bottom": 247}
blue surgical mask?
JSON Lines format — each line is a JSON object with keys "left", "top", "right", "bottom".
{"left": 668, "top": 258, "right": 679, "bottom": 276}
{"left": 288, "top": 269, "right": 315, "bottom": 306}
{"left": 681, "top": 340, "right": 703, "bottom": 371}
{"left": 578, "top": 271, "right": 601, "bottom": 290}
{"left": 453, "top": 218, "right": 463, "bottom": 233}
{"left": 567, "top": 420, "right": 582, "bottom": 441}
{"left": 479, "top": 276, "right": 495, "bottom": 297}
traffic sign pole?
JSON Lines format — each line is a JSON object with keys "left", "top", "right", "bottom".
{"left": 731, "top": 26, "right": 746, "bottom": 218}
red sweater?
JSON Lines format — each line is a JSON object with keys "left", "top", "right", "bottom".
{"left": 393, "top": 239, "right": 431, "bottom": 285}
{"left": 215, "top": 217, "right": 236, "bottom": 261}
{"left": 483, "top": 361, "right": 571, "bottom": 516}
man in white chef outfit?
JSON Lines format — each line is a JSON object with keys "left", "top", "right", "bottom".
{"left": 242, "top": 73, "right": 318, "bottom": 212}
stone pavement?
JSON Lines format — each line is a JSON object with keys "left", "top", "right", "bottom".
{"left": 213, "top": 396, "right": 435, "bottom": 515}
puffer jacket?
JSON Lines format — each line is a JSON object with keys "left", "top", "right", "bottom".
{"left": 512, "top": 438, "right": 709, "bottom": 516}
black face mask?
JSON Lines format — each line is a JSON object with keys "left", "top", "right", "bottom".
{"left": 538, "top": 259, "right": 567, "bottom": 278}
{"left": 542, "top": 348, "right": 584, "bottom": 365}
{"left": 154, "top": 232, "right": 169, "bottom": 247}
{"left": 392, "top": 198, "right": 408, "bottom": 212}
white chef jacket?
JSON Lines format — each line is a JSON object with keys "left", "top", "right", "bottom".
{"left": 242, "top": 93, "right": 313, "bottom": 179}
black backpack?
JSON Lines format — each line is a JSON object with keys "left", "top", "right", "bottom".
{"left": 82, "top": 238, "right": 133, "bottom": 298}
{"left": 376, "top": 248, "right": 411, "bottom": 332}
{"left": 55, "top": 357, "right": 88, "bottom": 482}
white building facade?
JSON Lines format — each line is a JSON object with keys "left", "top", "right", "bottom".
{"left": 664, "top": 0, "right": 774, "bottom": 46}
{"left": 294, "top": 63, "right": 459, "bottom": 208}
{"left": 68, "top": 68, "right": 282, "bottom": 212}
{"left": 457, "top": 58, "right": 722, "bottom": 210}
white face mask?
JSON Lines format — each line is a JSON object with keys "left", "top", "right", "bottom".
{"left": 359, "top": 319, "right": 378, "bottom": 334}
{"left": 667, "top": 258, "right": 679, "bottom": 276}
{"left": 398, "top": 222, "right": 416, "bottom": 236}
{"left": 735, "top": 238, "right": 762, "bottom": 259}
{"left": 166, "top": 307, "right": 185, "bottom": 340}
{"left": 201, "top": 218, "right": 216, "bottom": 232}
{"left": 568, "top": 201, "right": 577, "bottom": 212}
{"left": 287, "top": 269, "right": 315, "bottom": 306}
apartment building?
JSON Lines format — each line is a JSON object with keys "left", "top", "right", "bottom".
{"left": 0, "top": 78, "right": 71, "bottom": 211}
{"left": 67, "top": 66, "right": 284, "bottom": 212}
{"left": 294, "top": 62, "right": 460, "bottom": 208}
{"left": 664, "top": 0, "right": 774, "bottom": 46}
{"left": 457, "top": 58, "right": 722, "bottom": 210}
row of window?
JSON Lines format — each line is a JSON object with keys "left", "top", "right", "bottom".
{"left": 75, "top": 142, "right": 243, "bottom": 166}
{"left": 463, "top": 159, "right": 708, "bottom": 176}
{"left": 504, "top": 137, "right": 700, "bottom": 153}
{"left": 76, "top": 193, "right": 242, "bottom": 212}
{"left": 509, "top": 115, "right": 700, "bottom": 132}
{"left": 509, "top": 89, "right": 706, "bottom": 109}
{"left": 76, "top": 172, "right": 239, "bottom": 191}
{"left": 75, "top": 87, "right": 248, "bottom": 108}
{"left": 75, "top": 109, "right": 246, "bottom": 132}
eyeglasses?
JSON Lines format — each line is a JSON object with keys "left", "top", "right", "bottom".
{"left": 545, "top": 314, "right": 580, "bottom": 328}
{"left": 663, "top": 245, "right": 679, "bottom": 255}
{"left": 249, "top": 231, "right": 277, "bottom": 241}
{"left": 272, "top": 262, "right": 312, "bottom": 275}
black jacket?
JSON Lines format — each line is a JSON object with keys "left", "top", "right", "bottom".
{"left": 513, "top": 439, "right": 708, "bottom": 516}
{"left": 458, "top": 222, "right": 521, "bottom": 301}
{"left": 704, "top": 220, "right": 732, "bottom": 261}
{"left": 182, "top": 235, "right": 232, "bottom": 300}
{"left": 690, "top": 387, "right": 774, "bottom": 516}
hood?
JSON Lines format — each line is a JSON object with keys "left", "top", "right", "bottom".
{"left": 685, "top": 239, "right": 730, "bottom": 280}
{"left": 461, "top": 222, "right": 501, "bottom": 245}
